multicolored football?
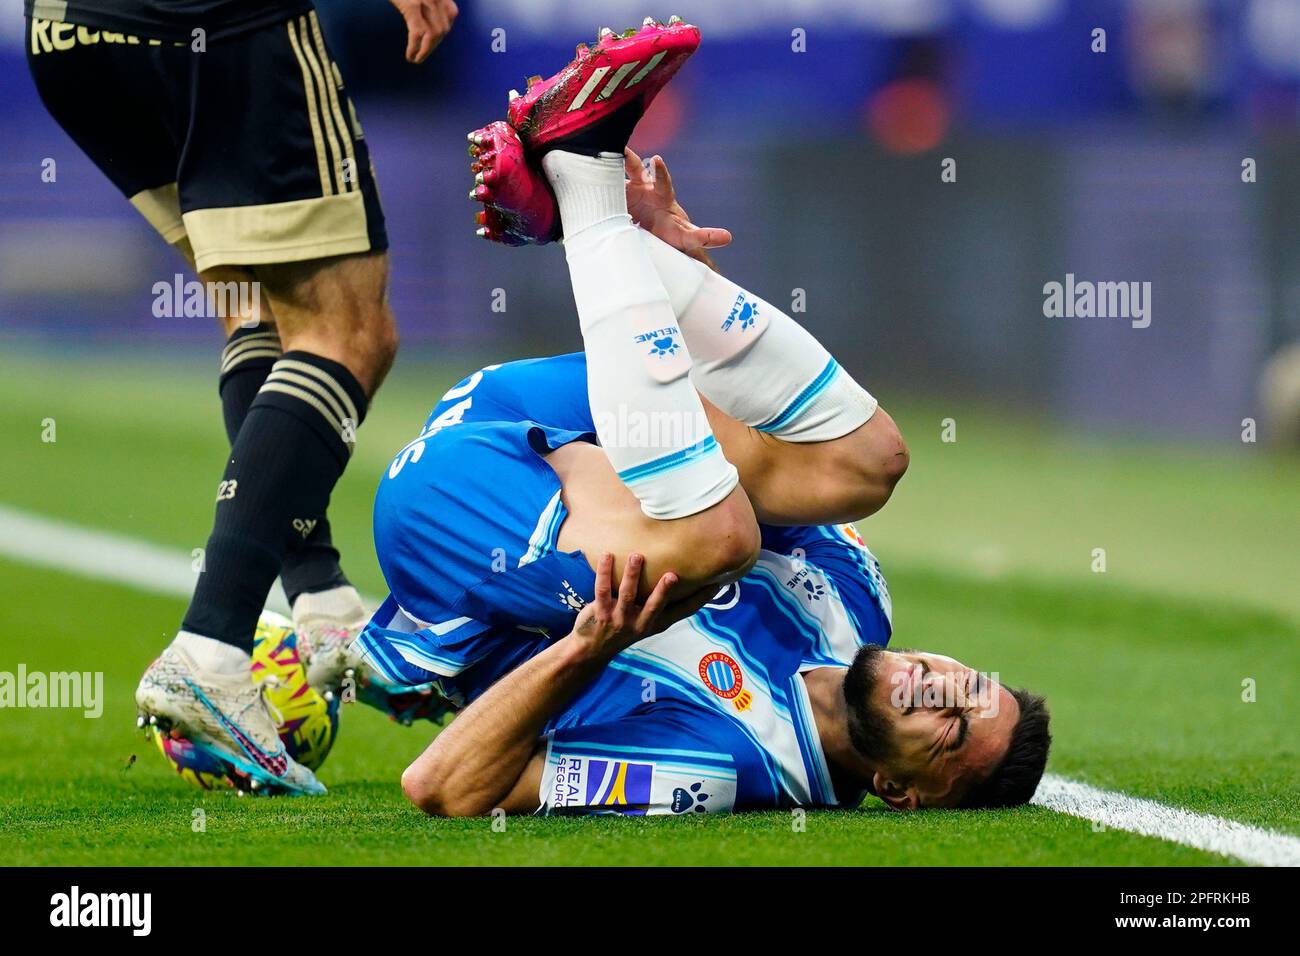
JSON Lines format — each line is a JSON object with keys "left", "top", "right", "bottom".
{"left": 149, "top": 610, "right": 341, "bottom": 791}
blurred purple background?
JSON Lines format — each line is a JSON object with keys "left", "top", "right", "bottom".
{"left": 3, "top": 0, "right": 1300, "bottom": 440}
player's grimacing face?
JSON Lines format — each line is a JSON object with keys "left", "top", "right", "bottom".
{"left": 856, "top": 647, "right": 1019, "bottom": 809}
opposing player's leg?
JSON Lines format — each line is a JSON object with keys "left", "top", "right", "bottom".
{"left": 181, "top": 248, "right": 394, "bottom": 687}
{"left": 168, "top": 12, "right": 394, "bottom": 715}
{"left": 29, "top": 11, "right": 401, "bottom": 791}
{"left": 27, "top": 19, "right": 327, "bottom": 794}
{"left": 639, "top": 230, "right": 910, "bottom": 525}
{"left": 211, "top": 270, "right": 359, "bottom": 643}
{"left": 208, "top": 256, "right": 389, "bottom": 694}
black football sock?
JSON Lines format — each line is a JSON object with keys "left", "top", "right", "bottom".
{"left": 551, "top": 98, "right": 644, "bottom": 158}
{"left": 218, "top": 325, "right": 351, "bottom": 608}
{"left": 218, "top": 323, "right": 282, "bottom": 441}
{"left": 185, "top": 352, "right": 367, "bottom": 651}
{"left": 278, "top": 530, "right": 349, "bottom": 608}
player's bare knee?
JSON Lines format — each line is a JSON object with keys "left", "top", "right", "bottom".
{"left": 875, "top": 424, "right": 910, "bottom": 490}
{"left": 840, "top": 410, "right": 909, "bottom": 516}
{"left": 255, "top": 251, "right": 397, "bottom": 388}
{"left": 363, "top": 301, "right": 400, "bottom": 387}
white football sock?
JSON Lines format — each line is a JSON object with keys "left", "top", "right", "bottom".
{"left": 173, "top": 630, "right": 251, "bottom": 675}
{"left": 640, "top": 230, "right": 878, "bottom": 442}
{"left": 545, "top": 150, "right": 738, "bottom": 520}
{"left": 291, "top": 584, "right": 367, "bottom": 628}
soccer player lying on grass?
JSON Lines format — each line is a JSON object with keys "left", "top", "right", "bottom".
{"left": 357, "top": 19, "right": 1051, "bottom": 815}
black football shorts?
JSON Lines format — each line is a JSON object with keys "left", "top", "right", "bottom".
{"left": 26, "top": 11, "right": 388, "bottom": 272}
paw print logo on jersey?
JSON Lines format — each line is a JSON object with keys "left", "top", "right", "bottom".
{"left": 721, "top": 293, "right": 760, "bottom": 333}
{"left": 634, "top": 327, "right": 683, "bottom": 359}
{"left": 736, "top": 300, "right": 760, "bottom": 331}
{"left": 648, "top": 335, "right": 680, "bottom": 358}
{"left": 671, "top": 781, "right": 711, "bottom": 814}
{"left": 801, "top": 579, "right": 826, "bottom": 602}
{"left": 556, "top": 579, "right": 587, "bottom": 612}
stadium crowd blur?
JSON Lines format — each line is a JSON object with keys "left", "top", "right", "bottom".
{"left": 3, "top": 0, "right": 1300, "bottom": 442}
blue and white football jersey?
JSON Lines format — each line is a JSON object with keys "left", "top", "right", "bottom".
{"left": 358, "top": 353, "right": 893, "bottom": 815}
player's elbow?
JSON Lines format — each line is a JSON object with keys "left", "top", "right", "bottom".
{"left": 400, "top": 763, "right": 441, "bottom": 815}
{"left": 402, "top": 756, "right": 503, "bottom": 818}
{"left": 402, "top": 761, "right": 471, "bottom": 817}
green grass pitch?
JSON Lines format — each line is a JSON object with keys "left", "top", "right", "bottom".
{"left": 0, "top": 347, "right": 1296, "bottom": 866}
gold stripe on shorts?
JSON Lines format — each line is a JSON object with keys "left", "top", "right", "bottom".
{"left": 308, "top": 11, "right": 356, "bottom": 191}
{"left": 286, "top": 18, "right": 332, "bottom": 196}
{"left": 181, "top": 191, "right": 370, "bottom": 271}
{"left": 294, "top": 16, "right": 343, "bottom": 195}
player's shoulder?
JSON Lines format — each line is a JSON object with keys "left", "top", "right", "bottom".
{"left": 758, "top": 522, "right": 887, "bottom": 591}
{"left": 760, "top": 521, "right": 878, "bottom": 558}
{"left": 751, "top": 522, "right": 893, "bottom": 640}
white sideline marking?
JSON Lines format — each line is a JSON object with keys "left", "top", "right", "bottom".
{"left": 1033, "top": 774, "right": 1300, "bottom": 867}
{"left": 0, "top": 503, "right": 290, "bottom": 615}
{"left": 2, "top": 502, "right": 1297, "bottom": 865}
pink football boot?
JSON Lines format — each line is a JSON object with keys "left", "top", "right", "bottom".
{"left": 507, "top": 16, "right": 700, "bottom": 157}
{"left": 467, "top": 120, "right": 559, "bottom": 245}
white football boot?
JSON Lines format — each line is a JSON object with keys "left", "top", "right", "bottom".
{"left": 292, "top": 585, "right": 369, "bottom": 699}
{"left": 135, "top": 641, "right": 326, "bottom": 796}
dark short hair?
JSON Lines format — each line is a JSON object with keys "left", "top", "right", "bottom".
{"left": 843, "top": 644, "right": 894, "bottom": 764}
{"left": 960, "top": 687, "right": 1051, "bottom": 809}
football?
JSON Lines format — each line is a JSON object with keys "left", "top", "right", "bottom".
{"left": 149, "top": 610, "right": 341, "bottom": 791}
